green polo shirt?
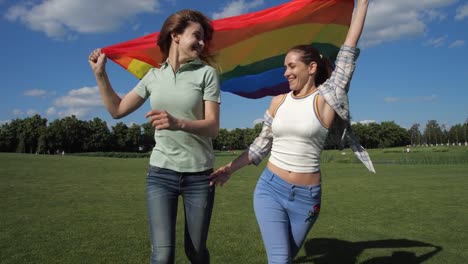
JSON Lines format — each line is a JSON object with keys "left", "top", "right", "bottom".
{"left": 133, "top": 59, "right": 221, "bottom": 172}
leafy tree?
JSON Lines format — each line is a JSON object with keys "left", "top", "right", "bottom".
{"left": 61, "top": 115, "right": 87, "bottom": 153}
{"left": 127, "top": 124, "right": 142, "bottom": 152}
{"left": 229, "top": 128, "right": 247, "bottom": 150}
{"left": 85, "top": 117, "right": 112, "bottom": 152}
{"left": 423, "top": 120, "right": 443, "bottom": 145}
{"left": 0, "top": 120, "right": 22, "bottom": 152}
{"left": 447, "top": 124, "right": 466, "bottom": 145}
{"left": 111, "top": 122, "right": 130, "bottom": 152}
{"left": 5, "top": 114, "right": 463, "bottom": 153}
{"left": 20, "top": 114, "right": 48, "bottom": 153}
{"left": 140, "top": 122, "right": 155, "bottom": 152}
{"left": 213, "top": 128, "right": 229, "bottom": 150}
{"left": 47, "top": 118, "right": 65, "bottom": 154}
{"left": 46, "top": 115, "right": 86, "bottom": 153}
{"left": 353, "top": 122, "right": 380, "bottom": 149}
{"left": 16, "top": 131, "right": 26, "bottom": 153}
{"left": 378, "top": 121, "right": 410, "bottom": 148}
{"left": 36, "top": 126, "right": 48, "bottom": 154}
{"left": 245, "top": 122, "right": 263, "bottom": 145}
{"left": 408, "top": 123, "right": 421, "bottom": 146}
{"left": 464, "top": 120, "right": 468, "bottom": 143}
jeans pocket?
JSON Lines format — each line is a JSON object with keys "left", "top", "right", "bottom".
{"left": 147, "top": 165, "right": 164, "bottom": 178}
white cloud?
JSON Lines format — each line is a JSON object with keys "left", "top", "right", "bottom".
{"left": 351, "top": 120, "right": 376, "bottom": 125}
{"left": 384, "top": 94, "right": 438, "bottom": 103}
{"left": 455, "top": 3, "right": 468, "bottom": 20}
{"left": 4, "top": 0, "right": 161, "bottom": 39}
{"left": 132, "top": 23, "right": 141, "bottom": 31}
{"left": 424, "top": 9, "right": 447, "bottom": 21}
{"left": 46, "top": 107, "right": 57, "bottom": 116}
{"left": 384, "top": 97, "right": 401, "bottom": 103}
{"left": 24, "top": 89, "right": 45, "bottom": 97}
{"left": 416, "top": 95, "right": 437, "bottom": 101}
{"left": 24, "top": 89, "right": 50, "bottom": 97}
{"left": 212, "top": 0, "right": 264, "bottom": 19}
{"left": 0, "top": 120, "right": 10, "bottom": 125}
{"left": 26, "top": 109, "right": 38, "bottom": 116}
{"left": 362, "top": 0, "right": 456, "bottom": 47}
{"left": 53, "top": 86, "right": 103, "bottom": 118}
{"left": 13, "top": 109, "right": 23, "bottom": 116}
{"left": 448, "top": 40, "right": 465, "bottom": 48}
{"left": 425, "top": 35, "right": 448, "bottom": 47}
{"left": 252, "top": 118, "right": 264, "bottom": 126}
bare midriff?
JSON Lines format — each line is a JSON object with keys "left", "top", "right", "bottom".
{"left": 267, "top": 162, "right": 321, "bottom": 186}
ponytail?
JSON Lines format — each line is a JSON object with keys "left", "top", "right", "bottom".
{"left": 287, "top": 45, "right": 333, "bottom": 86}
{"left": 315, "top": 55, "right": 333, "bottom": 86}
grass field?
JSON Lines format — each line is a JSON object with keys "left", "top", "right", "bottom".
{"left": 1, "top": 147, "right": 467, "bottom": 263}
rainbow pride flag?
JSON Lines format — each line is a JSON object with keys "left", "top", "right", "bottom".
{"left": 103, "top": 0, "right": 354, "bottom": 99}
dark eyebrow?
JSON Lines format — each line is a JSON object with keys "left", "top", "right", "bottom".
{"left": 193, "top": 30, "right": 203, "bottom": 38}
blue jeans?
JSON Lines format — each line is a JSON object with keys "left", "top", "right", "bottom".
{"left": 254, "top": 167, "right": 322, "bottom": 264}
{"left": 146, "top": 166, "right": 215, "bottom": 264}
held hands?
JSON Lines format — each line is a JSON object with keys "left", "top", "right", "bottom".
{"left": 145, "top": 110, "right": 182, "bottom": 130}
{"left": 209, "top": 164, "right": 233, "bottom": 187}
{"left": 88, "top": 48, "right": 107, "bottom": 74}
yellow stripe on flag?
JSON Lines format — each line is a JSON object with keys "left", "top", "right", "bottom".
{"left": 128, "top": 59, "right": 154, "bottom": 79}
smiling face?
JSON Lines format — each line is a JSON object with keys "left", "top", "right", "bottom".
{"left": 173, "top": 21, "right": 205, "bottom": 62}
{"left": 283, "top": 51, "right": 316, "bottom": 92}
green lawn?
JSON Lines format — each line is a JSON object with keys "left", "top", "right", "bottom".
{"left": 1, "top": 147, "right": 467, "bottom": 263}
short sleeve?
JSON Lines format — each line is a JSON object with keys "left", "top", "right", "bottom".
{"left": 132, "top": 69, "right": 153, "bottom": 99}
{"left": 203, "top": 66, "right": 221, "bottom": 103}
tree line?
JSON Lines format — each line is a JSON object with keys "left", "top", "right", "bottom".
{"left": 1, "top": 114, "right": 467, "bottom": 154}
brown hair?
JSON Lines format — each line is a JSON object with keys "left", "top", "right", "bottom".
{"left": 287, "top": 45, "right": 333, "bottom": 86}
{"left": 157, "top": 9, "right": 214, "bottom": 64}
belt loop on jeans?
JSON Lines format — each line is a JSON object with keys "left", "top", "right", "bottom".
{"left": 308, "top": 183, "right": 321, "bottom": 191}
{"left": 269, "top": 174, "right": 274, "bottom": 181}
{"left": 288, "top": 187, "right": 295, "bottom": 201}
{"left": 269, "top": 170, "right": 275, "bottom": 181}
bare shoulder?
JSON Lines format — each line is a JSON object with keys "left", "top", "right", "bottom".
{"left": 268, "top": 93, "right": 288, "bottom": 117}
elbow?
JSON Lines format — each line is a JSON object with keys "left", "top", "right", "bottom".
{"left": 110, "top": 111, "right": 125, "bottom": 119}
{"left": 209, "top": 123, "right": 220, "bottom": 138}
{"left": 209, "top": 127, "right": 219, "bottom": 138}
{"left": 208, "top": 120, "right": 219, "bottom": 138}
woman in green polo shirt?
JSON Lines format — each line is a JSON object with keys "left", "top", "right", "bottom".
{"left": 88, "top": 10, "right": 220, "bottom": 264}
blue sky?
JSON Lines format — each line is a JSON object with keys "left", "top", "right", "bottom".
{"left": 1, "top": 0, "right": 467, "bottom": 130}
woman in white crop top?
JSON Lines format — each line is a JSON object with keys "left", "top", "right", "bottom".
{"left": 210, "top": 1, "right": 370, "bottom": 263}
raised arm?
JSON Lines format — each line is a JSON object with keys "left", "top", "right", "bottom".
{"left": 316, "top": 0, "right": 369, "bottom": 122}
{"left": 344, "top": 0, "right": 369, "bottom": 47}
{"left": 88, "top": 48, "right": 145, "bottom": 119}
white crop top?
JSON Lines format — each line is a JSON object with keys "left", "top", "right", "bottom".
{"left": 269, "top": 90, "right": 329, "bottom": 173}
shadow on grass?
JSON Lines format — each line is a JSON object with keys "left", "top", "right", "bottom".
{"left": 294, "top": 238, "right": 442, "bottom": 264}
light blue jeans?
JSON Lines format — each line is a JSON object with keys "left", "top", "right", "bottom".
{"left": 146, "top": 166, "right": 215, "bottom": 264}
{"left": 254, "top": 167, "right": 322, "bottom": 264}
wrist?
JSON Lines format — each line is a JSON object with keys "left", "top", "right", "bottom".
{"left": 94, "top": 69, "right": 107, "bottom": 77}
{"left": 177, "top": 118, "right": 186, "bottom": 131}
{"left": 225, "top": 163, "right": 233, "bottom": 174}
